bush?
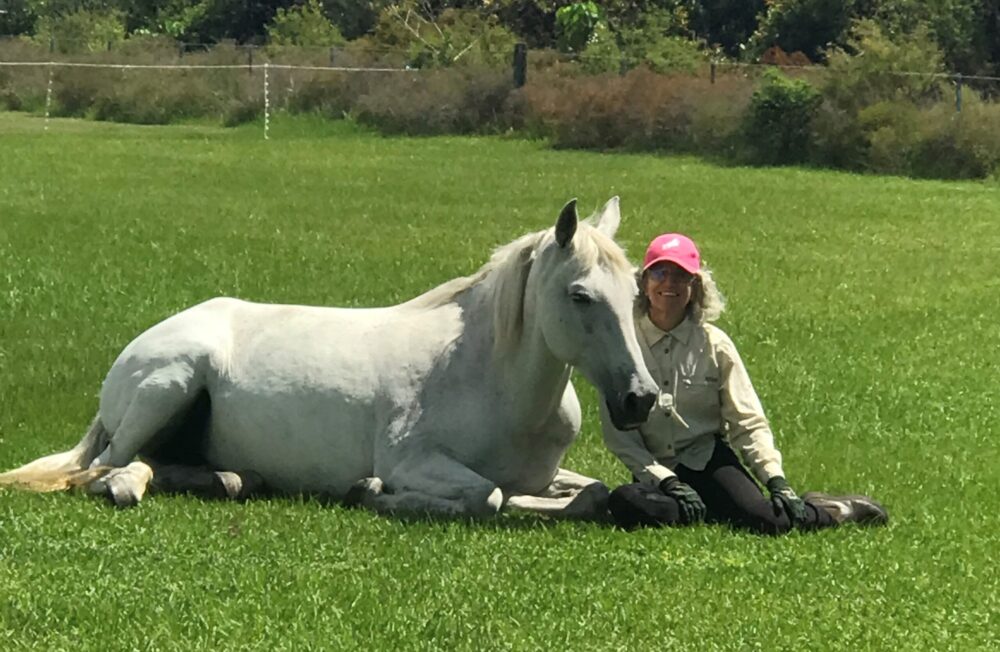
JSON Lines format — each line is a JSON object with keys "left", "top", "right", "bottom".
{"left": 743, "top": 68, "right": 821, "bottom": 164}
{"left": 856, "top": 100, "right": 922, "bottom": 174}
{"left": 808, "top": 99, "right": 868, "bottom": 170}
{"left": 34, "top": 9, "right": 126, "bottom": 54}
{"left": 555, "top": 2, "right": 604, "bottom": 53}
{"left": 750, "top": 0, "right": 853, "bottom": 61}
{"left": 518, "top": 67, "right": 753, "bottom": 153}
{"left": 909, "top": 101, "right": 1000, "bottom": 179}
{"left": 267, "top": 0, "right": 346, "bottom": 48}
{"left": 91, "top": 72, "right": 226, "bottom": 124}
{"left": 616, "top": 10, "right": 707, "bottom": 74}
{"left": 353, "top": 67, "right": 514, "bottom": 135}
{"left": 823, "top": 19, "right": 947, "bottom": 113}
{"left": 368, "top": 5, "right": 517, "bottom": 69}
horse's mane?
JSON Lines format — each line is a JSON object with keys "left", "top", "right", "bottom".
{"left": 403, "top": 221, "right": 632, "bottom": 354}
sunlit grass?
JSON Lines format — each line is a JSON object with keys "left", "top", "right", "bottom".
{"left": 0, "top": 112, "right": 997, "bottom": 651}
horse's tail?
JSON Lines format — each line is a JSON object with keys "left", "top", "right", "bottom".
{"left": 0, "top": 416, "right": 111, "bottom": 492}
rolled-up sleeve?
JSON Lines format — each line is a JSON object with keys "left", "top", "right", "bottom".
{"left": 716, "top": 333, "right": 785, "bottom": 484}
{"left": 600, "top": 402, "right": 675, "bottom": 486}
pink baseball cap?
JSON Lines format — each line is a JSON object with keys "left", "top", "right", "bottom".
{"left": 642, "top": 233, "right": 700, "bottom": 274}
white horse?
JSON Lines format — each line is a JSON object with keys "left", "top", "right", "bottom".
{"left": 0, "top": 198, "right": 657, "bottom": 520}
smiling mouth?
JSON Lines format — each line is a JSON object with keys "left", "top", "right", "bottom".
{"left": 658, "top": 291, "right": 680, "bottom": 297}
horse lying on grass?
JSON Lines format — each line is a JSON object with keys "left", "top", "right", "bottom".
{"left": 0, "top": 198, "right": 657, "bottom": 520}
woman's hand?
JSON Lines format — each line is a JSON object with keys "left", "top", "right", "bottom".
{"left": 766, "top": 476, "right": 807, "bottom": 524}
{"left": 659, "top": 477, "right": 707, "bottom": 523}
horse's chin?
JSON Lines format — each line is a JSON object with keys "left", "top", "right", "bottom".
{"left": 606, "top": 402, "right": 645, "bottom": 431}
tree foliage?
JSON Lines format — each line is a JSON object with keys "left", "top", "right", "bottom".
{"left": 1, "top": 0, "right": 999, "bottom": 77}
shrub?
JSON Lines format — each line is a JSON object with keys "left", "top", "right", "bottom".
{"left": 517, "top": 67, "right": 753, "bottom": 153}
{"left": 369, "top": 5, "right": 517, "bottom": 69}
{"left": 575, "top": 22, "right": 622, "bottom": 74}
{"left": 616, "top": 10, "right": 707, "bottom": 74}
{"left": 808, "top": 99, "right": 868, "bottom": 170}
{"left": 34, "top": 9, "right": 126, "bottom": 54}
{"left": 267, "top": 0, "right": 346, "bottom": 48}
{"left": 555, "top": 2, "right": 604, "bottom": 53}
{"left": 823, "top": 19, "right": 947, "bottom": 113}
{"left": 90, "top": 72, "right": 225, "bottom": 124}
{"left": 286, "top": 71, "right": 378, "bottom": 118}
{"left": 909, "top": 101, "right": 1000, "bottom": 179}
{"left": 353, "top": 67, "right": 514, "bottom": 135}
{"left": 743, "top": 68, "right": 821, "bottom": 164}
{"left": 851, "top": 100, "right": 921, "bottom": 174}
{"left": 749, "top": 0, "right": 853, "bottom": 61}
{"left": 51, "top": 68, "right": 107, "bottom": 117}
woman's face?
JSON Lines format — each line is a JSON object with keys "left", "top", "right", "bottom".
{"left": 644, "top": 261, "right": 695, "bottom": 327}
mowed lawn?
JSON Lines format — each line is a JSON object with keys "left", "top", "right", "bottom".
{"left": 0, "top": 111, "right": 997, "bottom": 651}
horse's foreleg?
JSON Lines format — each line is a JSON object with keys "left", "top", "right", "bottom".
{"left": 505, "top": 468, "right": 611, "bottom": 521}
{"left": 147, "top": 464, "right": 264, "bottom": 501}
{"left": 85, "top": 461, "right": 154, "bottom": 508}
{"left": 346, "top": 451, "right": 503, "bottom": 518}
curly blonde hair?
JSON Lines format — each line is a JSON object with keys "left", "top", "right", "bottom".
{"left": 635, "top": 264, "right": 726, "bottom": 324}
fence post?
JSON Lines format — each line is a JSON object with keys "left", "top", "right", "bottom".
{"left": 330, "top": 46, "right": 336, "bottom": 66}
{"left": 247, "top": 46, "right": 254, "bottom": 75}
{"left": 955, "top": 73, "right": 963, "bottom": 112}
{"left": 710, "top": 61, "right": 716, "bottom": 84}
{"left": 513, "top": 42, "right": 527, "bottom": 88}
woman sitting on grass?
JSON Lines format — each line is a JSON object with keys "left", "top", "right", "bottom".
{"left": 602, "top": 233, "right": 888, "bottom": 534}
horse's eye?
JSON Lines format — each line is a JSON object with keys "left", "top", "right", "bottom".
{"left": 570, "top": 291, "right": 594, "bottom": 304}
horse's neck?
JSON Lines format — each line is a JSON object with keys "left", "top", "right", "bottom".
{"left": 460, "top": 283, "right": 571, "bottom": 426}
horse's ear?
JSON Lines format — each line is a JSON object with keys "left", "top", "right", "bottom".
{"left": 556, "top": 199, "right": 578, "bottom": 248}
{"left": 594, "top": 196, "right": 621, "bottom": 239}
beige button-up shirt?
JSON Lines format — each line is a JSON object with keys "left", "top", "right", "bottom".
{"left": 602, "top": 314, "right": 785, "bottom": 487}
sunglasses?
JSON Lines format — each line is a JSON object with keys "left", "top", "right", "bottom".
{"left": 647, "top": 265, "right": 695, "bottom": 285}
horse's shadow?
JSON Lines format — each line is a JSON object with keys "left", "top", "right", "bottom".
{"left": 106, "top": 487, "right": 621, "bottom": 532}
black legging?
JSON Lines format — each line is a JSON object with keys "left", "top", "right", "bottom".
{"left": 608, "top": 438, "right": 836, "bottom": 535}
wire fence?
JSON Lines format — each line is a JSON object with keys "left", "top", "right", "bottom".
{"left": 4, "top": 36, "right": 1000, "bottom": 139}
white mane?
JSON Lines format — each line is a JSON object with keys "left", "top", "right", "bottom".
{"left": 404, "top": 222, "right": 632, "bottom": 355}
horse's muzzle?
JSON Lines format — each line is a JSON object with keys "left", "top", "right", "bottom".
{"left": 607, "top": 390, "right": 656, "bottom": 431}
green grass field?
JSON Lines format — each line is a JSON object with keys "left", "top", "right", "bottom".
{"left": 1, "top": 111, "right": 997, "bottom": 651}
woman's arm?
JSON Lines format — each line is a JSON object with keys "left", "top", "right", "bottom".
{"left": 715, "top": 330, "right": 786, "bottom": 485}
{"left": 600, "top": 402, "right": 676, "bottom": 486}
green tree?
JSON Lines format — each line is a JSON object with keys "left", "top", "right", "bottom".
{"left": 687, "top": 0, "right": 766, "bottom": 56}
{"left": 0, "top": 0, "right": 38, "bottom": 34}
{"left": 267, "top": 0, "right": 345, "bottom": 46}
{"left": 750, "top": 0, "right": 854, "bottom": 61}
{"left": 824, "top": 19, "right": 946, "bottom": 113}
{"left": 554, "top": 1, "right": 602, "bottom": 52}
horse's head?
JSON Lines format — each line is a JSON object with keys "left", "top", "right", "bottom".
{"left": 528, "top": 198, "right": 658, "bottom": 430}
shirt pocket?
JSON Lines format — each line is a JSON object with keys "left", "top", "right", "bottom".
{"left": 678, "top": 376, "right": 720, "bottom": 423}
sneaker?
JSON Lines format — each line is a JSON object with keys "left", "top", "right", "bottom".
{"left": 803, "top": 492, "right": 889, "bottom": 526}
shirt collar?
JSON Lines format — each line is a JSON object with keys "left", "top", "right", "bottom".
{"left": 639, "top": 313, "right": 694, "bottom": 347}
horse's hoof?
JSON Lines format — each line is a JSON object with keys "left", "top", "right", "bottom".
{"left": 216, "top": 470, "right": 265, "bottom": 500}
{"left": 102, "top": 463, "right": 153, "bottom": 508}
{"left": 343, "top": 477, "right": 383, "bottom": 508}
